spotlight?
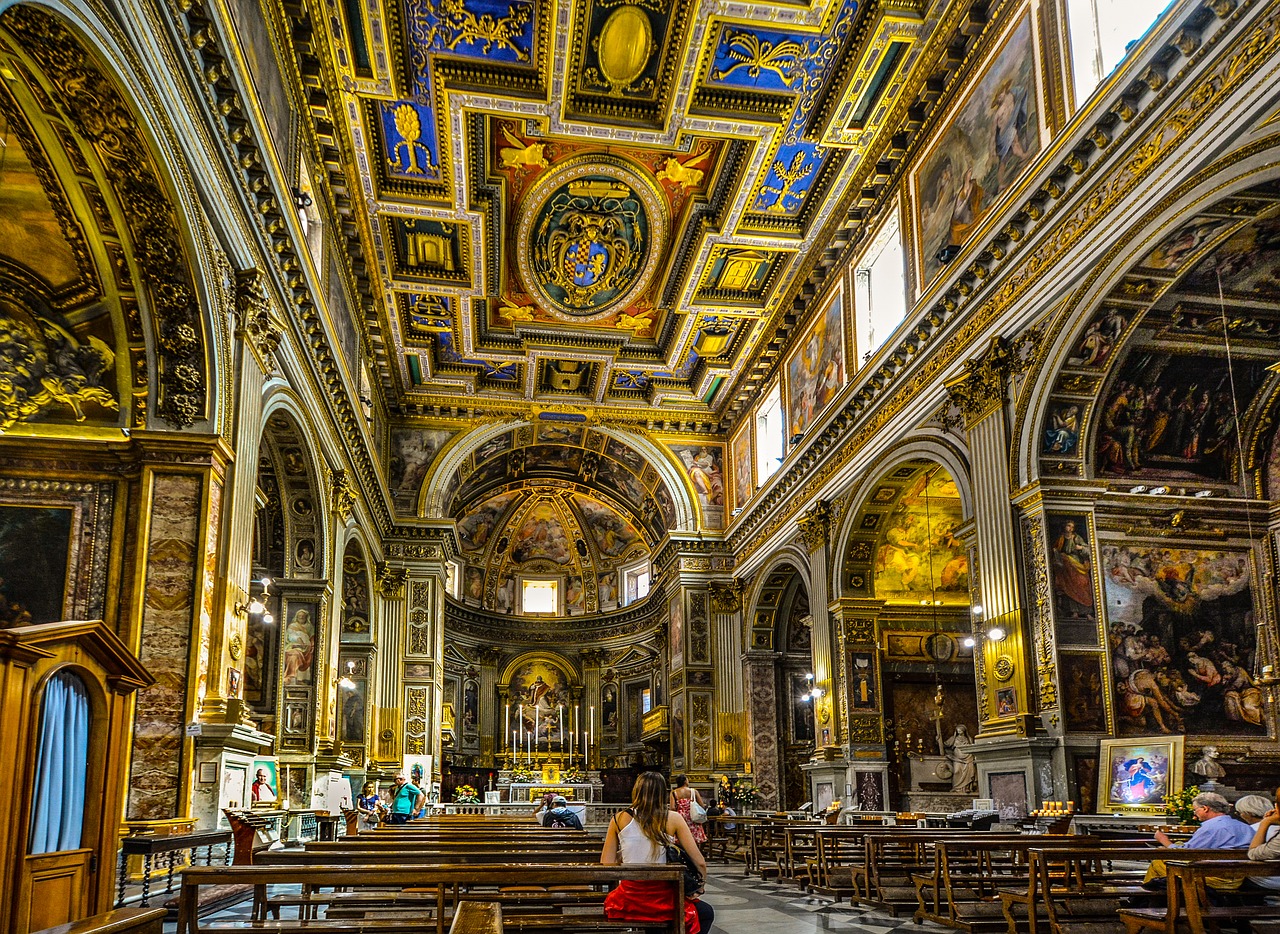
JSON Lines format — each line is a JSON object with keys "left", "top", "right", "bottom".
{"left": 790, "top": 433, "right": 804, "bottom": 446}
{"left": 1128, "top": 485, "right": 1148, "bottom": 494}
{"left": 1194, "top": 490, "right": 1214, "bottom": 498}
{"left": 987, "top": 625, "right": 1006, "bottom": 641}
{"left": 1149, "top": 486, "right": 1169, "bottom": 495}
{"left": 292, "top": 188, "right": 313, "bottom": 210}
{"left": 972, "top": 604, "right": 984, "bottom": 618}
{"left": 936, "top": 244, "right": 962, "bottom": 265}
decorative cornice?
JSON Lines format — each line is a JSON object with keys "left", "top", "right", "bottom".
{"left": 944, "top": 336, "right": 1015, "bottom": 428}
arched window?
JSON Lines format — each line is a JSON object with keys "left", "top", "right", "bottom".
{"left": 28, "top": 670, "right": 90, "bottom": 854}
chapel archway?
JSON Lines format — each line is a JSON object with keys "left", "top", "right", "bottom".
{"left": 743, "top": 558, "right": 812, "bottom": 810}
{"left": 839, "top": 458, "right": 978, "bottom": 810}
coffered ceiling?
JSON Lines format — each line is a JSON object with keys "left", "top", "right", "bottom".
{"left": 295, "top": 0, "right": 988, "bottom": 425}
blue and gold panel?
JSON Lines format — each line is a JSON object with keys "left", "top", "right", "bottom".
{"left": 381, "top": 101, "right": 442, "bottom": 181}
{"left": 404, "top": 0, "right": 537, "bottom": 87}
{"left": 383, "top": 215, "right": 471, "bottom": 285}
{"left": 435, "top": 330, "right": 522, "bottom": 384}
{"left": 741, "top": 141, "right": 845, "bottom": 234}
{"left": 706, "top": 25, "right": 824, "bottom": 93}
{"left": 564, "top": 0, "right": 696, "bottom": 128}
{"left": 400, "top": 291, "right": 454, "bottom": 344}
{"left": 694, "top": 247, "right": 790, "bottom": 306}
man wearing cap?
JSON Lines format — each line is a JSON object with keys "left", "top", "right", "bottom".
{"left": 387, "top": 771, "right": 425, "bottom": 824}
{"left": 534, "top": 793, "right": 583, "bottom": 831}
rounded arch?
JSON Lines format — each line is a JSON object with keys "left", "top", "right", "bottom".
{"left": 1019, "top": 147, "right": 1280, "bottom": 490}
{"left": 743, "top": 552, "right": 811, "bottom": 654}
{"left": 831, "top": 437, "right": 973, "bottom": 602}
{"left": 498, "top": 650, "right": 583, "bottom": 689}
{"left": 0, "top": 2, "right": 223, "bottom": 433}
{"left": 257, "top": 388, "right": 329, "bottom": 579}
{"left": 339, "top": 533, "right": 372, "bottom": 639}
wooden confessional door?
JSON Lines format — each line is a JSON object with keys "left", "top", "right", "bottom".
{"left": 0, "top": 621, "right": 152, "bottom": 934}
{"left": 21, "top": 849, "right": 92, "bottom": 932}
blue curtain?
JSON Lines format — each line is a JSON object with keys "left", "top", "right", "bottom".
{"left": 28, "top": 670, "right": 90, "bottom": 854}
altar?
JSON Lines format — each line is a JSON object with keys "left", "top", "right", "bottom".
{"left": 506, "top": 783, "right": 597, "bottom": 802}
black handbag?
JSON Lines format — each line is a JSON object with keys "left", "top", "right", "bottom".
{"left": 665, "top": 841, "right": 704, "bottom": 896}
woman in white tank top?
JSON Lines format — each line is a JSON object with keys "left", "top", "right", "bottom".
{"left": 601, "top": 772, "right": 713, "bottom": 934}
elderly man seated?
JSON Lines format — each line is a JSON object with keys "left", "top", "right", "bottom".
{"left": 1141, "top": 791, "right": 1253, "bottom": 894}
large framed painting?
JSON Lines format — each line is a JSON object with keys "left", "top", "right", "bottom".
{"left": 1060, "top": 651, "right": 1108, "bottom": 732}
{"left": 912, "top": 9, "right": 1043, "bottom": 286}
{"left": 1098, "top": 736, "right": 1184, "bottom": 815}
{"left": 786, "top": 287, "right": 845, "bottom": 440}
{"left": 0, "top": 504, "right": 73, "bottom": 624}
{"left": 509, "top": 658, "right": 573, "bottom": 751}
{"left": 1046, "top": 513, "right": 1098, "bottom": 645}
{"left": 1101, "top": 544, "right": 1259, "bottom": 736}
{"left": 730, "top": 421, "right": 753, "bottom": 513}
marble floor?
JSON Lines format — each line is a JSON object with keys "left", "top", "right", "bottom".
{"left": 161, "top": 862, "right": 950, "bottom": 934}
{"left": 700, "top": 864, "right": 949, "bottom": 934}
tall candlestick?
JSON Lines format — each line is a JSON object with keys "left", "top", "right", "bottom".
{"left": 505, "top": 704, "right": 510, "bottom": 751}
{"left": 559, "top": 706, "right": 564, "bottom": 752}
{"left": 590, "top": 705, "right": 595, "bottom": 751}
{"left": 534, "top": 707, "right": 539, "bottom": 754}
{"left": 518, "top": 704, "right": 524, "bottom": 745}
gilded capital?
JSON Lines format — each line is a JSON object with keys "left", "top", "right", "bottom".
{"left": 796, "top": 501, "right": 830, "bottom": 552}
{"left": 234, "top": 268, "right": 284, "bottom": 364}
{"left": 708, "top": 580, "right": 742, "bottom": 614}
{"left": 330, "top": 467, "right": 357, "bottom": 522}
{"left": 375, "top": 562, "right": 407, "bottom": 599}
{"left": 944, "top": 336, "right": 1013, "bottom": 427}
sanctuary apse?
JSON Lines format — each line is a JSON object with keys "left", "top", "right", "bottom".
{"left": 1, "top": 0, "right": 1280, "bottom": 929}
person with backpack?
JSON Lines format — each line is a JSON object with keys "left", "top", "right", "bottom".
{"left": 534, "top": 793, "right": 583, "bottom": 830}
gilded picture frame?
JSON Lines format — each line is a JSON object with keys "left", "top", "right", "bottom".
{"left": 1097, "top": 735, "right": 1184, "bottom": 816}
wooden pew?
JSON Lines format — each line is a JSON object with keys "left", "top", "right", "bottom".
{"left": 32, "top": 909, "right": 165, "bottom": 934}
{"left": 260, "top": 838, "right": 603, "bottom": 867}
{"left": 1002, "top": 844, "right": 1219, "bottom": 934}
{"left": 912, "top": 836, "right": 1127, "bottom": 932}
{"left": 1121, "top": 858, "right": 1280, "bottom": 934}
{"left": 856, "top": 829, "right": 977, "bottom": 912}
{"left": 175, "top": 863, "right": 687, "bottom": 934}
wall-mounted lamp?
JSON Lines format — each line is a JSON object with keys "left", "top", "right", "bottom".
{"left": 986, "top": 625, "right": 1006, "bottom": 641}
{"left": 962, "top": 636, "right": 976, "bottom": 649}
{"left": 338, "top": 660, "right": 357, "bottom": 690}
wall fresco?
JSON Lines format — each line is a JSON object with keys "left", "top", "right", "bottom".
{"left": 669, "top": 443, "right": 725, "bottom": 529}
{"left": 873, "top": 468, "right": 967, "bottom": 604}
{"left": 787, "top": 290, "right": 845, "bottom": 438}
{"left": 389, "top": 428, "right": 456, "bottom": 515}
{"left": 915, "top": 13, "right": 1040, "bottom": 284}
{"left": 1095, "top": 351, "right": 1268, "bottom": 481}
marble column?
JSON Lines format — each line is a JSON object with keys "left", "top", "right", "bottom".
{"left": 709, "top": 581, "right": 746, "bottom": 770}
{"left": 945, "top": 336, "right": 1056, "bottom": 810}
{"left": 371, "top": 562, "right": 407, "bottom": 773}
{"left": 203, "top": 270, "right": 282, "bottom": 723}
{"left": 478, "top": 647, "right": 501, "bottom": 762}
{"left": 796, "top": 502, "right": 840, "bottom": 747}
{"left": 743, "top": 652, "right": 782, "bottom": 808}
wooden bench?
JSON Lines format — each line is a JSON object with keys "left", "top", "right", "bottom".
{"left": 32, "top": 909, "right": 165, "bottom": 934}
{"left": 1120, "top": 858, "right": 1280, "bottom": 934}
{"left": 855, "top": 829, "right": 977, "bottom": 913}
{"left": 1001, "top": 845, "right": 1220, "bottom": 934}
{"left": 175, "top": 863, "right": 686, "bottom": 934}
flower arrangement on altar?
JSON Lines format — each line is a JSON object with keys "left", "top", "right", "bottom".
{"left": 718, "top": 775, "right": 758, "bottom": 810}
{"left": 453, "top": 784, "right": 480, "bottom": 803}
{"left": 1164, "top": 785, "right": 1201, "bottom": 825}
{"left": 510, "top": 764, "right": 535, "bottom": 783}
{"left": 563, "top": 764, "right": 586, "bottom": 783}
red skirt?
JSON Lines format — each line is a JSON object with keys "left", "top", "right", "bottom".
{"left": 604, "top": 880, "right": 699, "bottom": 934}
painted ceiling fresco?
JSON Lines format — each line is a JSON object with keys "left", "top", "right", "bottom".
{"left": 456, "top": 487, "right": 649, "bottom": 615}
{"left": 1037, "top": 182, "right": 1280, "bottom": 489}
{"left": 315, "top": 0, "right": 935, "bottom": 417}
{"left": 842, "top": 460, "right": 969, "bottom": 606}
